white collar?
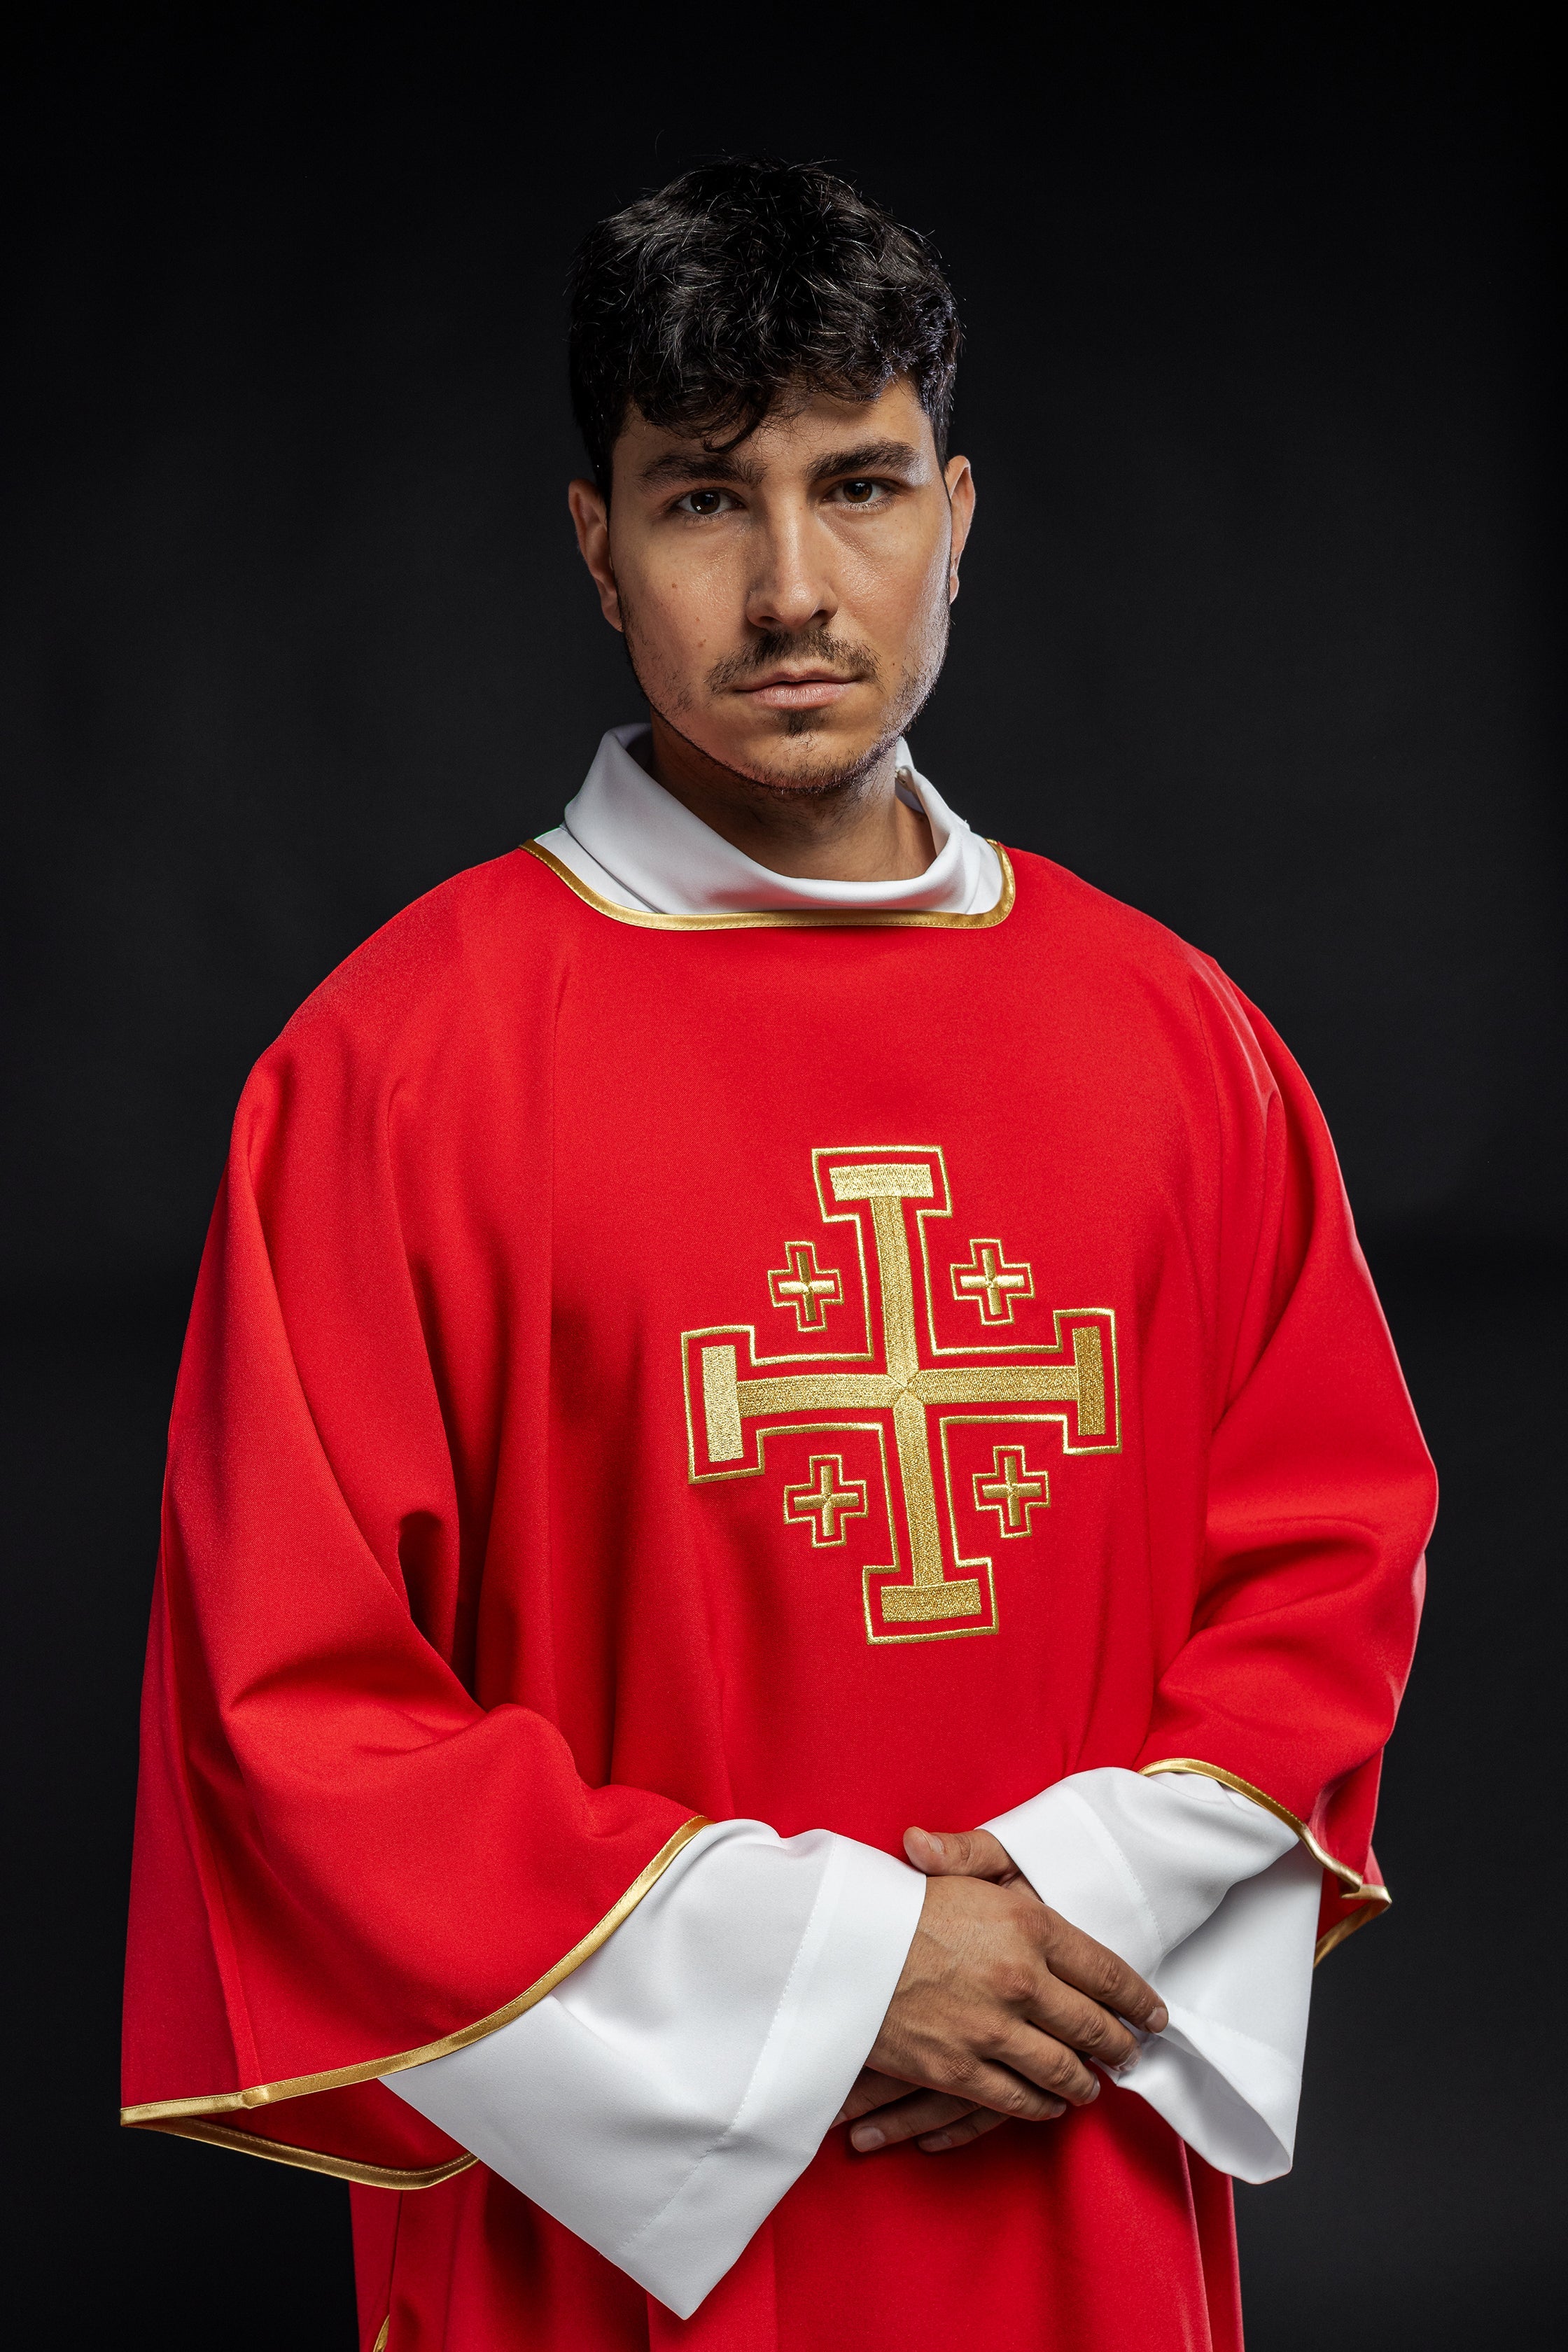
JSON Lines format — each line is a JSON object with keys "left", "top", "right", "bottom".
{"left": 535, "top": 724, "right": 1003, "bottom": 917}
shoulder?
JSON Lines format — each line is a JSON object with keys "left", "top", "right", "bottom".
{"left": 1006, "top": 844, "right": 1235, "bottom": 1000}
{"left": 1004, "top": 846, "right": 1280, "bottom": 1099}
{"left": 246, "top": 848, "right": 568, "bottom": 1105}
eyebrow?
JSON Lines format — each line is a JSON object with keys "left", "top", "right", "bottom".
{"left": 638, "top": 447, "right": 760, "bottom": 489}
{"left": 807, "top": 438, "right": 924, "bottom": 484}
{"left": 636, "top": 436, "right": 926, "bottom": 492}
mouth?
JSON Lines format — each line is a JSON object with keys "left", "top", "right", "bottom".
{"left": 732, "top": 670, "right": 862, "bottom": 712}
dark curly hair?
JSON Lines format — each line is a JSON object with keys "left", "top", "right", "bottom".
{"left": 567, "top": 158, "right": 961, "bottom": 493}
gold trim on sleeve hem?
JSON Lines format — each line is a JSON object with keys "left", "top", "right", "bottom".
{"left": 1314, "top": 1883, "right": 1391, "bottom": 1967}
{"left": 1139, "top": 1760, "right": 1394, "bottom": 1968}
{"left": 1138, "top": 1758, "right": 1364, "bottom": 1888}
{"left": 120, "top": 1815, "right": 711, "bottom": 2129}
{"left": 131, "top": 2114, "right": 478, "bottom": 2191}
{"left": 521, "top": 839, "right": 1018, "bottom": 930}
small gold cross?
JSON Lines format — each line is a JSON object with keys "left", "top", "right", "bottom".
{"left": 784, "top": 1455, "right": 869, "bottom": 1546}
{"left": 951, "top": 1239, "right": 1034, "bottom": 1324}
{"left": 769, "top": 1241, "right": 843, "bottom": 1331}
{"left": 973, "top": 1444, "right": 1050, "bottom": 1536}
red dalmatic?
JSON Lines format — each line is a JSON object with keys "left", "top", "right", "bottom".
{"left": 123, "top": 842, "right": 1434, "bottom": 2349}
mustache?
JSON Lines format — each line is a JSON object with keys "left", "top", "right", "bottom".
{"left": 707, "top": 629, "right": 882, "bottom": 692}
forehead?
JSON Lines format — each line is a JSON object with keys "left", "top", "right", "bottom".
{"left": 614, "top": 374, "right": 935, "bottom": 483}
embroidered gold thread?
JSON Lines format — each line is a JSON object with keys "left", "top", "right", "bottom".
{"left": 769, "top": 1242, "right": 844, "bottom": 1331}
{"left": 682, "top": 1149, "right": 1120, "bottom": 1642}
{"left": 974, "top": 1444, "right": 1050, "bottom": 1534}
{"left": 783, "top": 1454, "right": 869, "bottom": 1546}
{"left": 952, "top": 1239, "right": 1035, "bottom": 1324}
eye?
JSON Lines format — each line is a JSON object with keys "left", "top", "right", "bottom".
{"left": 834, "top": 477, "right": 891, "bottom": 507}
{"left": 675, "top": 487, "right": 736, "bottom": 517}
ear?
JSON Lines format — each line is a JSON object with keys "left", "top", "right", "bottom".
{"left": 568, "top": 478, "right": 623, "bottom": 631}
{"left": 944, "top": 455, "right": 976, "bottom": 601}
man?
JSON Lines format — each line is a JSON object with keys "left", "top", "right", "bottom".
{"left": 122, "top": 161, "right": 1433, "bottom": 2350}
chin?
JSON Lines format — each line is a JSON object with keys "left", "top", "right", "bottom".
{"left": 721, "top": 717, "right": 888, "bottom": 795}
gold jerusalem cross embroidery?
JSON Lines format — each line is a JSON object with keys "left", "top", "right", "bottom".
{"left": 682, "top": 1149, "right": 1119, "bottom": 1643}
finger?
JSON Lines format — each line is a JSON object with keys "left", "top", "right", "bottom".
{"left": 993, "top": 2021, "right": 1101, "bottom": 2108}
{"left": 1021, "top": 1973, "right": 1142, "bottom": 2073}
{"left": 903, "top": 1826, "right": 1021, "bottom": 1882}
{"left": 1033, "top": 1907, "right": 1169, "bottom": 2036}
{"left": 849, "top": 2091, "right": 983, "bottom": 2152}
{"left": 833, "top": 2070, "right": 916, "bottom": 2127}
{"left": 918, "top": 2054, "right": 1074, "bottom": 2124}
{"left": 919, "top": 2108, "right": 1013, "bottom": 2152}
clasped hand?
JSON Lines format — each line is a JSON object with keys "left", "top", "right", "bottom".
{"left": 835, "top": 1826, "right": 1168, "bottom": 2157}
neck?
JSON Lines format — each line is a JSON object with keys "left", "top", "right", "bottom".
{"left": 642, "top": 710, "right": 937, "bottom": 883}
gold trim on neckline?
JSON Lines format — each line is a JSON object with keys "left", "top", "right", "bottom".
{"left": 1138, "top": 1759, "right": 1392, "bottom": 1966}
{"left": 521, "top": 838, "right": 1017, "bottom": 931}
{"left": 120, "top": 1816, "right": 710, "bottom": 2129}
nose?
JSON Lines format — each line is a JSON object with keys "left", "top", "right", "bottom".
{"left": 743, "top": 505, "right": 838, "bottom": 638}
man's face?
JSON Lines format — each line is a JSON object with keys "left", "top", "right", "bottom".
{"left": 569, "top": 377, "right": 974, "bottom": 793}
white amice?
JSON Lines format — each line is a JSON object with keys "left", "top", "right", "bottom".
{"left": 536, "top": 722, "right": 1006, "bottom": 916}
{"left": 384, "top": 732, "right": 1322, "bottom": 2316}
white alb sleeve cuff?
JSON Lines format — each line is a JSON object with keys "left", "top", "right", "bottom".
{"left": 983, "top": 1768, "right": 1319, "bottom": 2182}
{"left": 382, "top": 1819, "right": 925, "bottom": 2318}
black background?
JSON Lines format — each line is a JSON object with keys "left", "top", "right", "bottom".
{"left": 5, "top": 8, "right": 1562, "bottom": 2344}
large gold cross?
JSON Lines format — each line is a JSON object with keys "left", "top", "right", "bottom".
{"left": 682, "top": 1150, "right": 1118, "bottom": 1642}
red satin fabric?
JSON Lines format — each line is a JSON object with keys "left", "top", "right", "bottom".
{"left": 124, "top": 844, "right": 1433, "bottom": 2344}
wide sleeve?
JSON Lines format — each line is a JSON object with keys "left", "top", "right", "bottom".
{"left": 385, "top": 1822, "right": 925, "bottom": 2317}
{"left": 1133, "top": 968, "right": 1436, "bottom": 1955}
{"left": 986, "top": 1769, "right": 1315, "bottom": 2180}
{"left": 120, "top": 972, "right": 703, "bottom": 2185}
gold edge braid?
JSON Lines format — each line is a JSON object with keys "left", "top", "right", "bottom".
{"left": 120, "top": 1815, "right": 711, "bottom": 2127}
{"left": 372, "top": 2323, "right": 391, "bottom": 2352}
{"left": 130, "top": 2114, "right": 479, "bottom": 2192}
{"left": 1138, "top": 1758, "right": 1367, "bottom": 1891}
{"left": 520, "top": 839, "right": 1017, "bottom": 932}
{"left": 1313, "top": 1883, "right": 1391, "bottom": 1968}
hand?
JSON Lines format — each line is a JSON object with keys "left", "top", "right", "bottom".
{"left": 836, "top": 1824, "right": 1167, "bottom": 2157}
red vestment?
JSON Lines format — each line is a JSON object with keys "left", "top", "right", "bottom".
{"left": 122, "top": 842, "right": 1434, "bottom": 2349}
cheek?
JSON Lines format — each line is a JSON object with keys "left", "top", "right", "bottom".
{"left": 622, "top": 550, "right": 731, "bottom": 670}
{"left": 841, "top": 528, "right": 951, "bottom": 640}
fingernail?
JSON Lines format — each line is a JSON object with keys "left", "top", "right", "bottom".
{"left": 1114, "top": 2046, "right": 1140, "bottom": 2074}
{"left": 1084, "top": 2078, "right": 1100, "bottom": 2101}
{"left": 851, "top": 2126, "right": 885, "bottom": 2151}
{"left": 920, "top": 2133, "right": 953, "bottom": 2150}
{"left": 1149, "top": 2005, "right": 1169, "bottom": 2033}
{"left": 923, "top": 1832, "right": 945, "bottom": 1857}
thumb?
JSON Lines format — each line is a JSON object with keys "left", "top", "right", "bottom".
{"left": 903, "top": 1826, "right": 1020, "bottom": 1881}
